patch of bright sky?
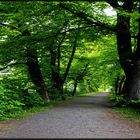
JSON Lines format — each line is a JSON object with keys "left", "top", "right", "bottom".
{"left": 104, "top": 7, "right": 117, "bottom": 16}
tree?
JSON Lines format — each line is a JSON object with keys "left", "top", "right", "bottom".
{"left": 59, "top": 1, "right": 140, "bottom": 102}
{"left": 48, "top": 30, "right": 79, "bottom": 100}
{"left": 72, "top": 63, "right": 89, "bottom": 96}
{"left": 2, "top": 0, "right": 140, "bottom": 106}
{"left": 108, "top": 1, "right": 140, "bottom": 100}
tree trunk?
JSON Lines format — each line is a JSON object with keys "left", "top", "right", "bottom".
{"left": 49, "top": 31, "right": 78, "bottom": 100}
{"left": 49, "top": 48, "right": 65, "bottom": 100}
{"left": 127, "top": 60, "right": 140, "bottom": 99}
{"left": 123, "top": 3, "right": 140, "bottom": 100}
{"left": 49, "top": 35, "right": 66, "bottom": 99}
{"left": 50, "top": 49, "right": 60, "bottom": 90}
{"left": 72, "top": 80, "right": 78, "bottom": 96}
{"left": 127, "top": 6, "right": 140, "bottom": 99}
{"left": 115, "top": 1, "right": 135, "bottom": 100}
{"left": 118, "top": 76, "right": 125, "bottom": 95}
{"left": 63, "top": 34, "right": 77, "bottom": 83}
{"left": 22, "top": 30, "right": 49, "bottom": 102}
{"left": 26, "top": 47, "right": 50, "bottom": 102}
{"left": 115, "top": 76, "right": 120, "bottom": 94}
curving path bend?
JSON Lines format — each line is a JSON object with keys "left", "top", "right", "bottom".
{"left": 0, "top": 92, "right": 140, "bottom": 138}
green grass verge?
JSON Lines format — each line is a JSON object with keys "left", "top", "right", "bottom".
{"left": 63, "top": 92, "right": 95, "bottom": 101}
{"left": 108, "top": 93, "right": 140, "bottom": 123}
{"left": 112, "top": 107, "right": 140, "bottom": 122}
{"left": 0, "top": 100, "right": 59, "bottom": 122}
{"left": 76, "top": 92, "right": 96, "bottom": 97}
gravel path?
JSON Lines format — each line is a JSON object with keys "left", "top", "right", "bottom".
{"left": 0, "top": 92, "right": 140, "bottom": 138}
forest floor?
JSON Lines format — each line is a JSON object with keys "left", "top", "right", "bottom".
{"left": 0, "top": 92, "right": 140, "bottom": 138}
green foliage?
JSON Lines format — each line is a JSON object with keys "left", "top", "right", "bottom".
{"left": 127, "top": 99, "right": 140, "bottom": 108}
{"left": 113, "top": 107, "right": 140, "bottom": 123}
{"left": 109, "top": 92, "right": 140, "bottom": 108}
{"left": 0, "top": 71, "right": 46, "bottom": 120}
{"left": 109, "top": 93, "right": 125, "bottom": 105}
{"left": 0, "top": 81, "right": 46, "bottom": 120}
{"left": 48, "top": 88, "right": 61, "bottom": 100}
{"left": 0, "top": 85, "right": 25, "bottom": 120}
{"left": 21, "top": 90, "right": 45, "bottom": 108}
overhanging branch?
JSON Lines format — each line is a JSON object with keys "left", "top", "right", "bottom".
{"left": 59, "top": 3, "right": 116, "bottom": 33}
{"left": 0, "top": 62, "right": 26, "bottom": 71}
{"left": 0, "top": 23, "right": 18, "bottom": 30}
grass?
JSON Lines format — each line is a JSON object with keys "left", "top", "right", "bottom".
{"left": 108, "top": 93, "right": 140, "bottom": 123}
{"left": 112, "top": 107, "right": 140, "bottom": 123}
{"left": 76, "top": 92, "right": 96, "bottom": 97}
{"left": 0, "top": 100, "right": 59, "bottom": 122}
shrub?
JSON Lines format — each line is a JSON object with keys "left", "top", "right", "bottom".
{"left": 0, "top": 85, "right": 25, "bottom": 120}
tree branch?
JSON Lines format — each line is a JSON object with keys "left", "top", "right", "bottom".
{"left": 0, "top": 62, "right": 26, "bottom": 71}
{"left": 32, "top": 24, "right": 94, "bottom": 43}
{"left": 63, "top": 29, "right": 79, "bottom": 82}
{"left": 75, "top": 63, "right": 89, "bottom": 81}
{"left": 107, "top": 1, "right": 120, "bottom": 8}
{"left": 0, "top": 23, "right": 18, "bottom": 30}
{"left": 57, "top": 32, "right": 66, "bottom": 70}
{"left": 59, "top": 3, "right": 116, "bottom": 32}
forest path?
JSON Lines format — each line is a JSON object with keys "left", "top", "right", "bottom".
{"left": 0, "top": 92, "right": 140, "bottom": 138}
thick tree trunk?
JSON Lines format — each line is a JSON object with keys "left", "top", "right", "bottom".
{"left": 22, "top": 30, "right": 49, "bottom": 102}
{"left": 116, "top": 14, "right": 132, "bottom": 76}
{"left": 115, "top": 1, "right": 135, "bottom": 100}
{"left": 127, "top": 60, "right": 140, "bottom": 99}
{"left": 127, "top": 6, "right": 140, "bottom": 99}
{"left": 26, "top": 47, "right": 50, "bottom": 102}
{"left": 123, "top": 3, "right": 140, "bottom": 100}
{"left": 108, "top": 1, "right": 140, "bottom": 103}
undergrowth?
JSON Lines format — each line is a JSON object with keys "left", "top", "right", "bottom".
{"left": 108, "top": 92, "right": 140, "bottom": 123}
{"left": 0, "top": 100, "right": 59, "bottom": 121}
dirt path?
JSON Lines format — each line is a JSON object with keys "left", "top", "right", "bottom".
{"left": 0, "top": 92, "right": 140, "bottom": 138}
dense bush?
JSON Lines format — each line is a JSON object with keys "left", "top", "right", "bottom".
{"left": 0, "top": 77, "right": 46, "bottom": 120}
{"left": 20, "top": 88, "right": 46, "bottom": 108}
{"left": 0, "top": 85, "right": 25, "bottom": 120}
